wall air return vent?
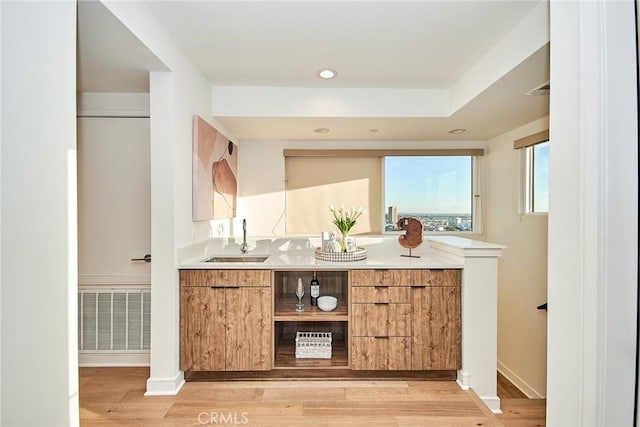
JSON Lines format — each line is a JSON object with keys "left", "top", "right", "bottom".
{"left": 78, "top": 287, "right": 150, "bottom": 352}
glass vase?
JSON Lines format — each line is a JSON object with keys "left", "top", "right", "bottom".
{"left": 340, "top": 230, "right": 349, "bottom": 252}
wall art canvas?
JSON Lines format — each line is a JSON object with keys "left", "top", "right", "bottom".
{"left": 192, "top": 115, "right": 238, "bottom": 220}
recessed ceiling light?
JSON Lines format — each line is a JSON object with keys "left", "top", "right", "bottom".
{"left": 318, "top": 69, "right": 337, "bottom": 79}
{"left": 448, "top": 128, "right": 466, "bottom": 134}
{"left": 314, "top": 128, "right": 330, "bottom": 134}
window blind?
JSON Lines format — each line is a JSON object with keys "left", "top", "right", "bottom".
{"left": 285, "top": 156, "right": 382, "bottom": 235}
{"left": 513, "top": 130, "right": 549, "bottom": 149}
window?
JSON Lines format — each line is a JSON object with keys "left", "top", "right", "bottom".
{"left": 515, "top": 130, "right": 549, "bottom": 214}
{"left": 384, "top": 156, "right": 474, "bottom": 232}
{"left": 531, "top": 141, "right": 549, "bottom": 213}
{"left": 283, "top": 149, "right": 482, "bottom": 235}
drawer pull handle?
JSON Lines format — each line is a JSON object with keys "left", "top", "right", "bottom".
{"left": 374, "top": 286, "right": 389, "bottom": 289}
{"left": 374, "top": 302, "right": 389, "bottom": 305}
{"left": 373, "top": 336, "right": 389, "bottom": 339}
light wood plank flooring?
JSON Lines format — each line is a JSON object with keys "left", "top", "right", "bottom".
{"left": 497, "top": 372, "right": 546, "bottom": 427}
{"left": 80, "top": 367, "right": 545, "bottom": 426}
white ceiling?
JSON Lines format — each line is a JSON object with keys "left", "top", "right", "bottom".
{"left": 78, "top": 0, "right": 549, "bottom": 141}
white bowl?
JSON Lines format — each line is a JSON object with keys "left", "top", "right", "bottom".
{"left": 317, "top": 296, "right": 338, "bottom": 312}
{"left": 318, "top": 303, "right": 337, "bottom": 312}
{"left": 317, "top": 296, "right": 337, "bottom": 305}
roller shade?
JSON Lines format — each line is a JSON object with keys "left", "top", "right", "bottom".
{"left": 285, "top": 156, "right": 382, "bottom": 235}
{"left": 513, "top": 130, "right": 549, "bottom": 149}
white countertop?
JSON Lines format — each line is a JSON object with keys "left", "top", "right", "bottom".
{"left": 177, "top": 235, "right": 504, "bottom": 270}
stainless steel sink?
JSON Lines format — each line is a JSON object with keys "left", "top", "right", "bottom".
{"left": 205, "top": 256, "right": 269, "bottom": 263}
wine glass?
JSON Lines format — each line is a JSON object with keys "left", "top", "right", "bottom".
{"left": 295, "top": 286, "right": 304, "bottom": 312}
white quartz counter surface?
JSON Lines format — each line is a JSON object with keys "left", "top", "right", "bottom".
{"left": 178, "top": 235, "right": 504, "bottom": 270}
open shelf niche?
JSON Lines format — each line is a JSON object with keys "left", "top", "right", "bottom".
{"left": 273, "top": 270, "right": 349, "bottom": 369}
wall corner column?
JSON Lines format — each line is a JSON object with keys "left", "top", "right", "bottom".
{"left": 145, "top": 71, "right": 185, "bottom": 396}
{"left": 427, "top": 237, "right": 504, "bottom": 414}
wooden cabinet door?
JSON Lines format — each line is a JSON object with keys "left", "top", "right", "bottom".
{"left": 352, "top": 337, "right": 411, "bottom": 370}
{"left": 225, "top": 287, "right": 272, "bottom": 371}
{"left": 180, "top": 287, "right": 226, "bottom": 371}
{"left": 412, "top": 286, "right": 461, "bottom": 370}
{"left": 351, "top": 303, "right": 411, "bottom": 337}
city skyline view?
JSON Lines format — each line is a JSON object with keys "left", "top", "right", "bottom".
{"left": 386, "top": 209, "right": 472, "bottom": 232}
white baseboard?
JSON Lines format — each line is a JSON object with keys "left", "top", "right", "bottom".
{"left": 497, "top": 360, "right": 545, "bottom": 398}
{"left": 79, "top": 352, "right": 150, "bottom": 367}
{"left": 480, "top": 396, "right": 502, "bottom": 414}
{"left": 145, "top": 371, "right": 185, "bottom": 396}
{"left": 456, "top": 370, "right": 502, "bottom": 414}
{"left": 456, "top": 370, "right": 471, "bottom": 389}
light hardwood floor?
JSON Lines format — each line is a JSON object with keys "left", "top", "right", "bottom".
{"left": 497, "top": 372, "right": 546, "bottom": 427}
{"left": 80, "top": 368, "right": 545, "bottom": 426}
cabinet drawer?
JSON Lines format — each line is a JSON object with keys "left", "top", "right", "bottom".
{"left": 180, "top": 269, "right": 271, "bottom": 287}
{"left": 351, "top": 270, "right": 412, "bottom": 287}
{"left": 351, "top": 286, "right": 410, "bottom": 303}
{"left": 351, "top": 303, "right": 411, "bottom": 337}
{"left": 412, "top": 269, "right": 461, "bottom": 287}
{"left": 351, "top": 337, "right": 411, "bottom": 370}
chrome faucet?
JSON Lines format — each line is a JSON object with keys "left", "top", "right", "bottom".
{"left": 240, "top": 219, "right": 248, "bottom": 254}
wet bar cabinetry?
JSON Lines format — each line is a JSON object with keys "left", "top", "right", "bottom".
{"left": 176, "top": 236, "right": 503, "bottom": 410}
{"left": 179, "top": 268, "right": 460, "bottom": 374}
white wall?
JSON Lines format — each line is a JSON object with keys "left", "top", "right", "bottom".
{"left": 485, "top": 117, "right": 548, "bottom": 398}
{"left": 1, "top": 1, "right": 78, "bottom": 425}
{"left": 100, "top": 0, "right": 235, "bottom": 394}
{"left": 548, "top": 1, "right": 638, "bottom": 425}
{"left": 238, "top": 139, "right": 489, "bottom": 238}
